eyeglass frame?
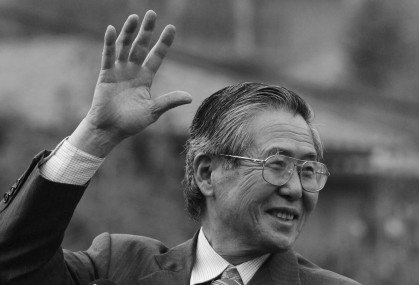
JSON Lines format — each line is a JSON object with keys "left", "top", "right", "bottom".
{"left": 218, "top": 154, "right": 330, "bottom": 193}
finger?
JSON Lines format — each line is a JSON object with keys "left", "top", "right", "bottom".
{"left": 143, "top": 25, "right": 176, "bottom": 75}
{"left": 101, "top": 25, "right": 117, "bottom": 70}
{"left": 129, "top": 10, "right": 157, "bottom": 64}
{"left": 150, "top": 91, "right": 192, "bottom": 120}
{"left": 116, "top": 14, "right": 140, "bottom": 62}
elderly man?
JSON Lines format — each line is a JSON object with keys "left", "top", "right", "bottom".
{"left": 0, "top": 11, "right": 360, "bottom": 285}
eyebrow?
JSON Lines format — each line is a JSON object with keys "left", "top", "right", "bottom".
{"left": 264, "top": 148, "right": 318, "bottom": 161}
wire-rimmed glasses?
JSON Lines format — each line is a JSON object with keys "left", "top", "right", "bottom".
{"left": 219, "top": 154, "right": 330, "bottom": 193}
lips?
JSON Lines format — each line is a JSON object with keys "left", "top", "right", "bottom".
{"left": 267, "top": 208, "right": 299, "bottom": 221}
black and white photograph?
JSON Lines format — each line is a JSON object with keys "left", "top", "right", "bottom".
{"left": 1, "top": 1, "right": 418, "bottom": 284}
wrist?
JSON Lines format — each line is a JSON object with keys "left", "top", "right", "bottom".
{"left": 68, "top": 118, "right": 125, "bottom": 158}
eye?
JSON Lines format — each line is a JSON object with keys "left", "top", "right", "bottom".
{"left": 265, "top": 156, "right": 288, "bottom": 172}
{"left": 301, "top": 164, "right": 315, "bottom": 177}
{"left": 268, "top": 161, "right": 286, "bottom": 170}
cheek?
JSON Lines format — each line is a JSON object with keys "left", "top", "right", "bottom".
{"left": 233, "top": 169, "right": 266, "bottom": 211}
{"left": 302, "top": 192, "right": 318, "bottom": 214}
{"left": 216, "top": 168, "right": 262, "bottom": 204}
{"left": 298, "top": 193, "right": 318, "bottom": 234}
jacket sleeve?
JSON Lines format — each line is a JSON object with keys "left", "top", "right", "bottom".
{"left": 0, "top": 151, "right": 92, "bottom": 285}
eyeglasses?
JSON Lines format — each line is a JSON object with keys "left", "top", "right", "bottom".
{"left": 219, "top": 154, "right": 330, "bottom": 193}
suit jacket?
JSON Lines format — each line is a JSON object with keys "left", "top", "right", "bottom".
{"left": 0, "top": 151, "right": 361, "bottom": 285}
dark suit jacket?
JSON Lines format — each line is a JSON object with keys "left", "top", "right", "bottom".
{"left": 0, "top": 151, "right": 361, "bottom": 285}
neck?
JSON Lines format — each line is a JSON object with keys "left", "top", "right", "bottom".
{"left": 201, "top": 224, "right": 265, "bottom": 265}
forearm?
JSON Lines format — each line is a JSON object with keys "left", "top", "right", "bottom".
{"left": 0, "top": 152, "right": 87, "bottom": 284}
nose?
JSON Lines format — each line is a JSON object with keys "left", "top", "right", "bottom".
{"left": 276, "top": 167, "right": 303, "bottom": 200}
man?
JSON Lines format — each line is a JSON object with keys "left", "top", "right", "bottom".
{"left": 0, "top": 11, "right": 360, "bottom": 285}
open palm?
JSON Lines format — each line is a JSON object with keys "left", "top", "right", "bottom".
{"left": 86, "top": 11, "right": 191, "bottom": 140}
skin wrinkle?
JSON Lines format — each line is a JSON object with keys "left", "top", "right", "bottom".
{"left": 210, "top": 167, "right": 266, "bottom": 259}
{"left": 232, "top": 170, "right": 260, "bottom": 212}
{"left": 202, "top": 110, "right": 319, "bottom": 264}
{"left": 247, "top": 121, "right": 316, "bottom": 161}
{"left": 185, "top": 83, "right": 323, "bottom": 221}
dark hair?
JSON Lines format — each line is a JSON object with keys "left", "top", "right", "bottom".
{"left": 184, "top": 82, "right": 322, "bottom": 220}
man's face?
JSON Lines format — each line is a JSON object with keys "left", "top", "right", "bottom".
{"left": 207, "top": 109, "right": 319, "bottom": 255}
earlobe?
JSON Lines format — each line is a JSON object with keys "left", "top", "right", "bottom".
{"left": 193, "top": 153, "right": 215, "bottom": 197}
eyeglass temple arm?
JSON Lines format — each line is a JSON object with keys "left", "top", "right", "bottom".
{"left": 220, "top": 154, "right": 264, "bottom": 164}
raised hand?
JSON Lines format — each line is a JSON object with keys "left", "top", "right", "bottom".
{"left": 69, "top": 11, "right": 192, "bottom": 157}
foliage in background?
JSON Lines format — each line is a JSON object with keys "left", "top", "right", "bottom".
{"left": 346, "top": 0, "right": 419, "bottom": 102}
{"left": 1, "top": 1, "right": 419, "bottom": 284}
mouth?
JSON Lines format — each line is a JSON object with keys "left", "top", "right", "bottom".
{"left": 266, "top": 208, "right": 299, "bottom": 222}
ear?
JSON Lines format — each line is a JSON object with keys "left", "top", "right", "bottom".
{"left": 193, "top": 153, "right": 216, "bottom": 197}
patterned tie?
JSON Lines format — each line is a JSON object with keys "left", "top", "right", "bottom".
{"left": 211, "top": 265, "right": 244, "bottom": 285}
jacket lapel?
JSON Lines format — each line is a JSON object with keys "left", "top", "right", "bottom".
{"left": 136, "top": 233, "right": 301, "bottom": 285}
{"left": 248, "top": 250, "right": 301, "bottom": 285}
{"left": 136, "top": 232, "right": 198, "bottom": 285}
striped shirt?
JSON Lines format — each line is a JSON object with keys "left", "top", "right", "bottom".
{"left": 40, "top": 139, "right": 270, "bottom": 285}
{"left": 191, "top": 229, "right": 269, "bottom": 285}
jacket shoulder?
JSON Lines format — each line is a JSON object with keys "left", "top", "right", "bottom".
{"left": 108, "top": 232, "right": 169, "bottom": 255}
{"left": 65, "top": 232, "right": 170, "bottom": 282}
{"left": 296, "top": 253, "right": 361, "bottom": 285}
{"left": 102, "top": 233, "right": 170, "bottom": 276}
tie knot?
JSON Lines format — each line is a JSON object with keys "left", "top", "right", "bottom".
{"left": 221, "top": 265, "right": 241, "bottom": 280}
{"left": 211, "top": 265, "right": 243, "bottom": 285}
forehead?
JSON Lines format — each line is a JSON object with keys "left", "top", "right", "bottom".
{"left": 248, "top": 109, "right": 317, "bottom": 159}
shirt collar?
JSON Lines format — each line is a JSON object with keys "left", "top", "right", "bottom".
{"left": 190, "top": 228, "right": 270, "bottom": 285}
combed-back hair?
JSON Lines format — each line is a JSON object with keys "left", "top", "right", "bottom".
{"left": 184, "top": 82, "right": 323, "bottom": 220}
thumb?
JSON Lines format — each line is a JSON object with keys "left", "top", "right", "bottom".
{"left": 151, "top": 91, "right": 192, "bottom": 118}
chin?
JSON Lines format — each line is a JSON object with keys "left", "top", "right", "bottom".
{"left": 272, "top": 237, "right": 296, "bottom": 252}
{"left": 256, "top": 231, "right": 298, "bottom": 254}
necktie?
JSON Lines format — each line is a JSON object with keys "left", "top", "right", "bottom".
{"left": 211, "top": 265, "right": 244, "bottom": 285}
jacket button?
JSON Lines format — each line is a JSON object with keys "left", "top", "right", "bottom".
{"left": 11, "top": 179, "right": 20, "bottom": 190}
{"left": 2, "top": 192, "right": 9, "bottom": 203}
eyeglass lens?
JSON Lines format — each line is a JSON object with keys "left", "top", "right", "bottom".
{"left": 262, "top": 155, "right": 328, "bottom": 192}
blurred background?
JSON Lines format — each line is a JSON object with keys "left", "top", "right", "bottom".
{"left": 1, "top": 0, "right": 419, "bottom": 284}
